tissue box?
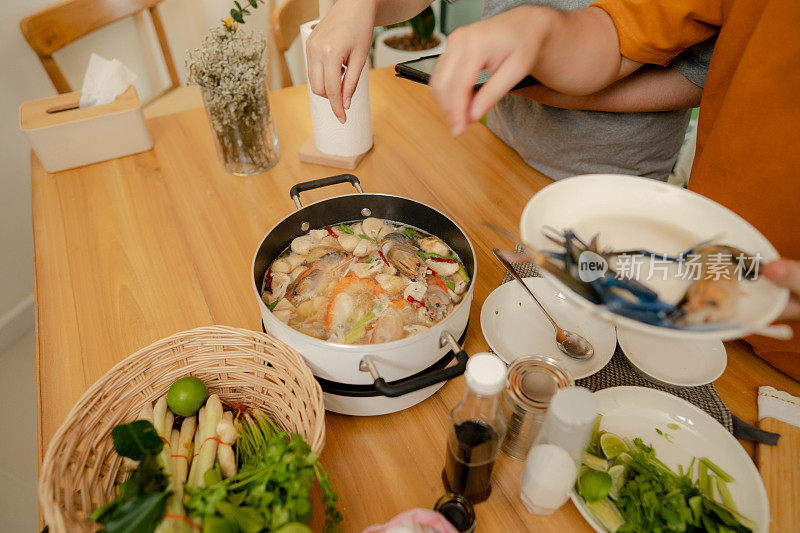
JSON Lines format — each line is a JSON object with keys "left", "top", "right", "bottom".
{"left": 20, "top": 86, "right": 153, "bottom": 173}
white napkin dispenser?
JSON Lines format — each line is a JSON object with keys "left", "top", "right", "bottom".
{"left": 20, "top": 86, "right": 153, "bottom": 173}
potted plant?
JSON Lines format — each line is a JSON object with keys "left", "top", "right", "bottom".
{"left": 185, "top": 1, "right": 280, "bottom": 175}
{"left": 373, "top": 6, "right": 447, "bottom": 68}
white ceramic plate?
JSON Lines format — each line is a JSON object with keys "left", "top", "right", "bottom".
{"left": 480, "top": 277, "right": 617, "bottom": 379}
{"left": 570, "top": 387, "right": 769, "bottom": 533}
{"left": 617, "top": 326, "right": 727, "bottom": 387}
{"left": 520, "top": 174, "right": 789, "bottom": 341}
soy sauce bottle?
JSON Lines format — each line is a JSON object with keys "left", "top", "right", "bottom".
{"left": 443, "top": 353, "right": 507, "bottom": 503}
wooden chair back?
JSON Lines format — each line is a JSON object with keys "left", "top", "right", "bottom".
{"left": 20, "top": 0, "right": 179, "bottom": 97}
{"left": 271, "top": 0, "right": 318, "bottom": 87}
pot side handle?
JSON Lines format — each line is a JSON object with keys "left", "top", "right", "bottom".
{"left": 289, "top": 174, "right": 364, "bottom": 209}
{"left": 359, "top": 332, "right": 468, "bottom": 398}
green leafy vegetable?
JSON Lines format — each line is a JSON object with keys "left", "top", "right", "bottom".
{"left": 92, "top": 421, "right": 170, "bottom": 533}
{"left": 339, "top": 223, "right": 354, "bottom": 234}
{"left": 267, "top": 300, "right": 279, "bottom": 311}
{"left": 111, "top": 419, "right": 163, "bottom": 461}
{"left": 578, "top": 430, "right": 755, "bottom": 533}
{"left": 186, "top": 412, "right": 342, "bottom": 533}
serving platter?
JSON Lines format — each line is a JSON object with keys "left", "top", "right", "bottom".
{"left": 617, "top": 326, "right": 727, "bottom": 387}
{"left": 520, "top": 174, "right": 789, "bottom": 341}
{"left": 480, "top": 277, "right": 617, "bottom": 379}
{"left": 570, "top": 387, "right": 769, "bottom": 533}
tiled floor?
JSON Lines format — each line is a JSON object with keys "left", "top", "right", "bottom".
{"left": 0, "top": 329, "right": 37, "bottom": 531}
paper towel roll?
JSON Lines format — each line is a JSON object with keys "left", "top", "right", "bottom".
{"left": 301, "top": 20, "right": 373, "bottom": 157}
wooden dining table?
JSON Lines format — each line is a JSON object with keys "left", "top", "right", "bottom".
{"left": 32, "top": 67, "right": 800, "bottom": 532}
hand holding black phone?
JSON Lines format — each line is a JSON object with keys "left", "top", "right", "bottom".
{"left": 394, "top": 54, "right": 538, "bottom": 91}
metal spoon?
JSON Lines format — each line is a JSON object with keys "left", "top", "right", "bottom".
{"left": 493, "top": 247, "right": 595, "bottom": 360}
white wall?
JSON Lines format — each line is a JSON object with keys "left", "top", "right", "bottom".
{"left": 0, "top": 0, "right": 281, "bottom": 351}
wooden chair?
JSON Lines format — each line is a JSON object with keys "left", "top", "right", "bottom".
{"left": 271, "top": 0, "right": 318, "bottom": 87}
{"left": 20, "top": 0, "right": 201, "bottom": 116}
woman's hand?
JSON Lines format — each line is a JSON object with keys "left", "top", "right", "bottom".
{"left": 763, "top": 259, "right": 800, "bottom": 320}
{"left": 429, "top": 6, "right": 552, "bottom": 136}
{"left": 305, "top": 0, "right": 377, "bottom": 123}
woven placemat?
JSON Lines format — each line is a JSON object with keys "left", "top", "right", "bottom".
{"left": 498, "top": 249, "right": 734, "bottom": 433}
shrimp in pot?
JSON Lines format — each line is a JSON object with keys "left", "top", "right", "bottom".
{"left": 380, "top": 233, "right": 426, "bottom": 280}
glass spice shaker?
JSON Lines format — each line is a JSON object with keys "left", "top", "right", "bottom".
{"left": 519, "top": 386, "right": 597, "bottom": 514}
{"left": 443, "top": 353, "right": 508, "bottom": 503}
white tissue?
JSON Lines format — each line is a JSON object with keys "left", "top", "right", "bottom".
{"left": 758, "top": 386, "right": 800, "bottom": 428}
{"left": 79, "top": 53, "right": 137, "bottom": 108}
{"left": 301, "top": 20, "right": 373, "bottom": 156}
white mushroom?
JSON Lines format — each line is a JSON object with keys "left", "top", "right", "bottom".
{"left": 453, "top": 277, "right": 467, "bottom": 295}
{"left": 289, "top": 266, "right": 307, "bottom": 281}
{"left": 376, "top": 222, "right": 396, "bottom": 241}
{"left": 350, "top": 260, "right": 385, "bottom": 278}
{"left": 309, "top": 229, "right": 328, "bottom": 242}
{"left": 351, "top": 222, "right": 364, "bottom": 235}
{"left": 373, "top": 274, "right": 403, "bottom": 293}
{"left": 338, "top": 234, "right": 360, "bottom": 252}
{"left": 420, "top": 237, "right": 450, "bottom": 257}
{"left": 448, "top": 288, "right": 462, "bottom": 304}
{"left": 404, "top": 324, "right": 429, "bottom": 335}
{"left": 271, "top": 258, "right": 292, "bottom": 273}
{"left": 404, "top": 281, "right": 427, "bottom": 302}
{"left": 286, "top": 253, "right": 307, "bottom": 269}
{"left": 272, "top": 299, "right": 295, "bottom": 323}
{"left": 318, "top": 235, "right": 341, "bottom": 249}
{"left": 270, "top": 272, "right": 292, "bottom": 299}
{"left": 291, "top": 235, "right": 314, "bottom": 255}
{"left": 427, "top": 258, "right": 460, "bottom": 276}
{"left": 362, "top": 217, "right": 383, "bottom": 239}
{"left": 353, "top": 239, "right": 376, "bottom": 257}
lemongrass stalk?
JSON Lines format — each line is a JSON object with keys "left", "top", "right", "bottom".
{"left": 216, "top": 412, "right": 238, "bottom": 479}
{"left": 187, "top": 395, "right": 223, "bottom": 488}
{"left": 177, "top": 415, "right": 196, "bottom": 496}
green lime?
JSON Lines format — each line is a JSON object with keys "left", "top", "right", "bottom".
{"left": 583, "top": 453, "right": 609, "bottom": 472}
{"left": 600, "top": 433, "right": 627, "bottom": 459}
{"left": 274, "top": 524, "right": 313, "bottom": 533}
{"left": 616, "top": 452, "right": 634, "bottom": 465}
{"left": 167, "top": 376, "right": 208, "bottom": 416}
{"left": 607, "top": 464, "right": 627, "bottom": 500}
{"left": 578, "top": 470, "right": 612, "bottom": 503}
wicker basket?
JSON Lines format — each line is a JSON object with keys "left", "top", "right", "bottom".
{"left": 38, "top": 325, "right": 326, "bottom": 532}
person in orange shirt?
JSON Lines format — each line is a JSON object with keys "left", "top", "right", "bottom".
{"left": 428, "top": 0, "right": 800, "bottom": 378}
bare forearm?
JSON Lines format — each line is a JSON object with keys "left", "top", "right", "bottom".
{"left": 373, "top": 0, "right": 433, "bottom": 26}
{"left": 514, "top": 65, "right": 702, "bottom": 112}
{"left": 530, "top": 7, "right": 642, "bottom": 95}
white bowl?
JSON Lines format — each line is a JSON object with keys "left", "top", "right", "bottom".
{"left": 520, "top": 174, "right": 789, "bottom": 341}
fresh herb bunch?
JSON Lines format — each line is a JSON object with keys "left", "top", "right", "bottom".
{"left": 222, "top": 0, "right": 265, "bottom": 36}
{"left": 579, "top": 428, "right": 756, "bottom": 533}
{"left": 90, "top": 421, "right": 170, "bottom": 533}
{"left": 185, "top": 412, "right": 342, "bottom": 532}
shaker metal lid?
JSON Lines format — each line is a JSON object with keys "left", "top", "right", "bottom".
{"left": 506, "top": 355, "right": 572, "bottom": 408}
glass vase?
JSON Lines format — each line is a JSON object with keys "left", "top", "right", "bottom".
{"left": 200, "top": 80, "right": 279, "bottom": 175}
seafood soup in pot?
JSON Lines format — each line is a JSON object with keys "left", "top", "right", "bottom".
{"left": 260, "top": 217, "right": 471, "bottom": 345}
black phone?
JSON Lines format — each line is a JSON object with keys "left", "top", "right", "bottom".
{"left": 394, "top": 54, "right": 538, "bottom": 91}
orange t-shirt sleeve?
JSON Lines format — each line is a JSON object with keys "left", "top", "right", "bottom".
{"left": 590, "top": 0, "right": 723, "bottom": 66}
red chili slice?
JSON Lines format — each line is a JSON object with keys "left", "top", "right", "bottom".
{"left": 430, "top": 257, "right": 458, "bottom": 264}
{"left": 407, "top": 295, "right": 424, "bottom": 308}
{"left": 427, "top": 266, "right": 439, "bottom": 277}
{"left": 264, "top": 267, "right": 273, "bottom": 292}
{"left": 325, "top": 226, "right": 338, "bottom": 238}
{"left": 378, "top": 250, "right": 390, "bottom": 266}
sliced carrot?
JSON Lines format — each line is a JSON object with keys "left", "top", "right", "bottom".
{"left": 432, "top": 276, "right": 449, "bottom": 292}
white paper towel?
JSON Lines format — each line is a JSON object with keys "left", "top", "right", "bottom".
{"left": 79, "top": 53, "right": 137, "bottom": 108}
{"left": 301, "top": 20, "right": 373, "bottom": 157}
